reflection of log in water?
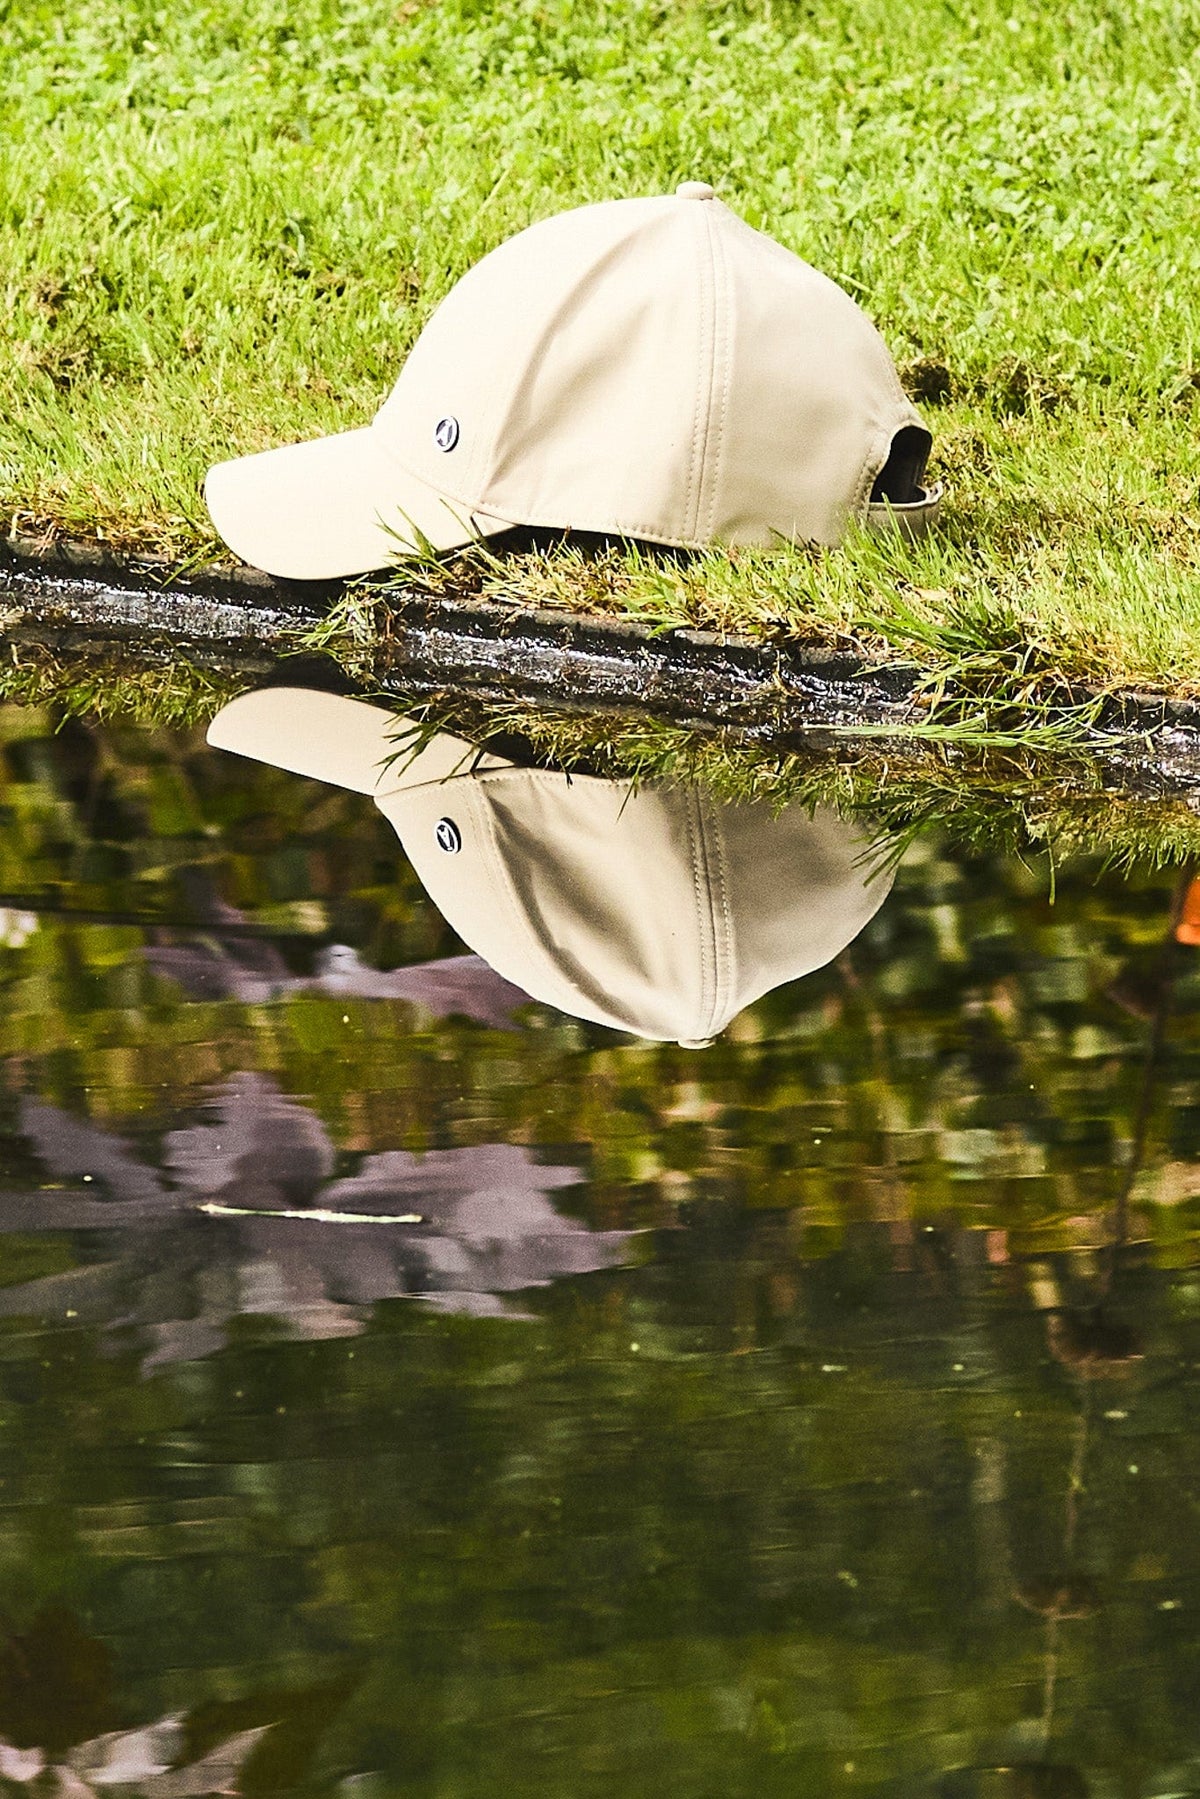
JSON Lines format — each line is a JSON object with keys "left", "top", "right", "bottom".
{"left": 0, "top": 1074, "right": 632, "bottom": 1362}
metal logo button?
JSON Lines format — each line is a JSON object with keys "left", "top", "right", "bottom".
{"left": 435, "top": 818, "right": 462, "bottom": 853}
{"left": 434, "top": 416, "right": 460, "bottom": 452}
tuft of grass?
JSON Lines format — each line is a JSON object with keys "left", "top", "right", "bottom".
{"left": 2, "top": 0, "right": 1200, "bottom": 700}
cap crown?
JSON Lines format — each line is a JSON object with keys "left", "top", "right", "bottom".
{"left": 374, "top": 191, "right": 928, "bottom": 549}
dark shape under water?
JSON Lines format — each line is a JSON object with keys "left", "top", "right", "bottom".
{"left": 1044, "top": 1308, "right": 1144, "bottom": 1378}
{"left": 0, "top": 1608, "right": 111, "bottom": 1757}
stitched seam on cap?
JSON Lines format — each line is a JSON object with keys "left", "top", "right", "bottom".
{"left": 481, "top": 507, "right": 710, "bottom": 546}
{"left": 682, "top": 206, "right": 715, "bottom": 544}
{"left": 698, "top": 204, "right": 733, "bottom": 544}
{"left": 710, "top": 218, "right": 734, "bottom": 541}
{"left": 701, "top": 791, "right": 735, "bottom": 1037}
{"left": 686, "top": 786, "right": 718, "bottom": 1037}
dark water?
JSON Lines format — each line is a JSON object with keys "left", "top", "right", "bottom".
{"left": 1, "top": 702, "right": 1199, "bottom": 1798}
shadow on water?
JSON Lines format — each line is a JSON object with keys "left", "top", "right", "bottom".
{"left": 3, "top": 702, "right": 1200, "bottom": 1794}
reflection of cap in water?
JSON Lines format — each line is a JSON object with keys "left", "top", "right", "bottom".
{"left": 207, "top": 688, "right": 893, "bottom": 1044}
{"left": 204, "top": 184, "right": 939, "bottom": 580}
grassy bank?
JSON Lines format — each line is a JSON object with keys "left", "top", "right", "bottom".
{"left": 2, "top": 0, "right": 1200, "bottom": 694}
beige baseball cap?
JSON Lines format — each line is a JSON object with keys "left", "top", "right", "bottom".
{"left": 205, "top": 184, "right": 940, "bottom": 580}
{"left": 206, "top": 687, "right": 892, "bottom": 1043}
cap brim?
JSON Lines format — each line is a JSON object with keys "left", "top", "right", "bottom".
{"left": 206, "top": 688, "right": 507, "bottom": 795}
{"left": 205, "top": 427, "right": 514, "bottom": 581}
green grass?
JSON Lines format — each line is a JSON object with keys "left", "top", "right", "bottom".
{"left": 3, "top": 0, "right": 1200, "bottom": 695}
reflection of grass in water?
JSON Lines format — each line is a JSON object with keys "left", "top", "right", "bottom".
{"left": 0, "top": 638, "right": 236, "bottom": 729}
{"left": 4, "top": 0, "right": 1200, "bottom": 694}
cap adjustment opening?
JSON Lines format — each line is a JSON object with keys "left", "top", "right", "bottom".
{"left": 870, "top": 425, "right": 932, "bottom": 505}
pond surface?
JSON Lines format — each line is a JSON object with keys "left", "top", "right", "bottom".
{"left": 1, "top": 702, "right": 1199, "bottom": 1798}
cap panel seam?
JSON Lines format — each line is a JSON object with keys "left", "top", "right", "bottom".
{"left": 685, "top": 786, "right": 718, "bottom": 1037}
{"left": 683, "top": 203, "right": 716, "bottom": 544}
{"left": 698, "top": 206, "right": 734, "bottom": 543}
{"left": 700, "top": 790, "right": 735, "bottom": 1036}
